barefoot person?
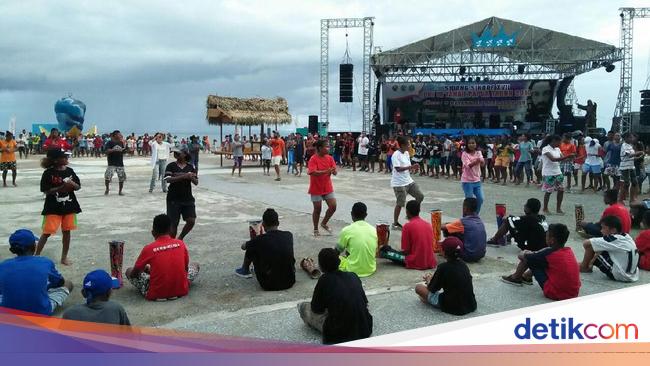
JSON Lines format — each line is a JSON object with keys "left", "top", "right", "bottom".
{"left": 35, "top": 149, "right": 81, "bottom": 266}
{"left": 540, "top": 135, "right": 574, "bottom": 215}
{"left": 269, "top": 131, "right": 285, "bottom": 181}
{"left": 104, "top": 130, "right": 127, "bottom": 196}
{"left": 231, "top": 134, "right": 245, "bottom": 177}
{"left": 0, "top": 131, "right": 17, "bottom": 187}
{"left": 165, "top": 147, "right": 198, "bottom": 240}
{"left": 308, "top": 139, "right": 337, "bottom": 236}
{"left": 391, "top": 136, "right": 424, "bottom": 230}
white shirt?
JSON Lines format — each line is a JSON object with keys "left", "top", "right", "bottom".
{"left": 357, "top": 136, "right": 369, "bottom": 155}
{"left": 391, "top": 150, "right": 414, "bottom": 187}
{"left": 261, "top": 145, "right": 272, "bottom": 160}
{"left": 585, "top": 142, "right": 601, "bottom": 166}
{"left": 590, "top": 234, "right": 639, "bottom": 282}
{"left": 149, "top": 140, "right": 171, "bottom": 166}
{"left": 541, "top": 145, "right": 562, "bottom": 176}
{"left": 619, "top": 142, "right": 635, "bottom": 171}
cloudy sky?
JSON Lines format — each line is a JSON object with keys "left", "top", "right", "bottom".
{"left": 1, "top": 0, "right": 649, "bottom": 135}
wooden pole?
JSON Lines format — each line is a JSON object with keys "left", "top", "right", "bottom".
{"left": 220, "top": 122, "right": 223, "bottom": 167}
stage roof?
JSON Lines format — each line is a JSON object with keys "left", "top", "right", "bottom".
{"left": 372, "top": 16, "right": 622, "bottom": 81}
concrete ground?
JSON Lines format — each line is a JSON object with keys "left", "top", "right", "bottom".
{"left": 1, "top": 153, "right": 648, "bottom": 343}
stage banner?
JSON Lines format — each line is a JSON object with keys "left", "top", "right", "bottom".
{"left": 384, "top": 80, "right": 558, "bottom": 126}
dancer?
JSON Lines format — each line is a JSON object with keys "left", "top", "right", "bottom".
{"left": 294, "top": 133, "right": 305, "bottom": 176}
{"left": 460, "top": 137, "right": 485, "bottom": 214}
{"left": 269, "top": 131, "right": 285, "bottom": 181}
{"left": 149, "top": 132, "right": 172, "bottom": 193}
{"left": 35, "top": 149, "right": 81, "bottom": 265}
{"left": 261, "top": 139, "right": 272, "bottom": 176}
{"left": 619, "top": 132, "right": 642, "bottom": 204}
{"left": 165, "top": 147, "right": 198, "bottom": 240}
{"left": 391, "top": 136, "right": 424, "bottom": 229}
{"left": 540, "top": 135, "right": 573, "bottom": 215}
{"left": 104, "top": 130, "right": 127, "bottom": 195}
{"left": 231, "top": 134, "right": 245, "bottom": 177}
{"left": 308, "top": 139, "right": 337, "bottom": 236}
{"left": 0, "top": 131, "right": 17, "bottom": 187}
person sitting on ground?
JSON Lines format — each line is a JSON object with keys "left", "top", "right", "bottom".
{"left": 62, "top": 269, "right": 130, "bottom": 325}
{"left": 487, "top": 198, "right": 548, "bottom": 251}
{"left": 126, "top": 214, "right": 200, "bottom": 301}
{"left": 0, "top": 229, "right": 73, "bottom": 315}
{"left": 337, "top": 202, "right": 377, "bottom": 277}
{"left": 635, "top": 211, "right": 650, "bottom": 271}
{"left": 579, "top": 215, "right": 639, "bottom": 282}
{"left": 415, "top": 237, "right": 477, "bottom": 316}
{"left": 500, "top": 224, "right": 581, "bottom": 300}
{"left": 379, "top": 200, "right": 436, "bottom": 269}
{"left": 297, "top": 248, "right": 373, "bottom": 344}
{"left": 579, "top": 189, "right": 632, "bottom": 237}
{"left": 441, "top": 197, "right": 487, "bottom": 262}
{"left": 235, "top": 208, "right": 296, "bottom": 290}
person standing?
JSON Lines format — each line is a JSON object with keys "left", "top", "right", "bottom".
{"left": 149, "top": 133, "right": 171, "bottom": 193}
{"left": 391, "top": 136, "right": 424, "bottom": 229}
{"left": 294, "top": 133, "right": 305, "bottom": 176}
{"left": 104, "top": 130, "right": 127, "bottom": 196}
{"left": 286, "top": 134, "right": 296, "bottom": 175}
{"left": 460, "top": 137, "right": 485, "bottom": 214}
{"left": 541, "top": 135, "right": 573, "bottom": 215}
{"left": 357, "top": 132, "right": 370, "bottom": 172}
{"left": 17, "top": 133, "right": 27, "bottom": 159}
{"left": 231, "top": 134, "right": 245, "bottom": 177}
{"left": 36, "top": 149, "right": 81, "bottom": 265}
{"left": 619, "top": 133, "right": 642, "bottom": 204}
{"left": 514, "top": 134, "right": 534, "bottom": 186}
{"left": 165, "top": 147, "right": 198, "bottom": 240}
{"left": 269, "top": 132, "right": 285, "bottom": 181}
{"left": 559, "top": 134, "right": 577, "bottom": 192}
{"left": 0, "top": 131, "right": 18, "bottom": 187}
{"left": 43, "top": 128, "right": 72, "bottom": 152}
{"left": 308, "top": 139, "right": 337, "bottom": 236}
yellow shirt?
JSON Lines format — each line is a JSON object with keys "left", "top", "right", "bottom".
{"left": 0, "top": 140, "right": 17, "bottom": 162}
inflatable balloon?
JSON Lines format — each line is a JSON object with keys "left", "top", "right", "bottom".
{"left": 55, "top": 96, "right": 86, "bottom": 134}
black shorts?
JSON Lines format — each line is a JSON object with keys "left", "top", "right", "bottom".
{"left": 295, "top": 154, "right": 304, "bottom": 164}
{"left": 167, "top": 201, "right": 196, "bottom": 226}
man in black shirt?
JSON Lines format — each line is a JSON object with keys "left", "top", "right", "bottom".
{"left": 164, "top": 147, "right": 198, "bottom": 240}
{"left": 235, "top": 209, "right": 295, "bottom": 291}
{"left": 487, "top": 198, "right": 548, "bottom": 251}
{"left": 298, "top": 248, "right": 373, "bottom": 344}
{"left": 104, "top": 130, "right": 127, "bottom": 195}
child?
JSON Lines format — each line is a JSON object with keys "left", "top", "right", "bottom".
{"left": 0, "top": 229, "right": 73, "bottom": 315}
{"left": 62, "top": 269, "right": 130, "bottom": 325}
{"left": 501, "top": 224, "right": 581, "bottom": 300}
{"left": 35, "top": 149, "right": 81, "bottom": 265}
{"left": 442, "top": 198, "right": 487, "bottom": 262}
{"left": 579, "top": 189, "right": 632, "bottom": 237}
{"left": 634, "top": 210, "right": 650, "bottom": 271}
{"left": 261, "top": 139, "right": 272, "bottom": 176}
{"left": 461, "top": 137, "right": 485, "bottom": 213}
{"left": 415, "top": 237, "right": 477, "bottom": 316}
{"left": 580, "top": 215, "right": 639, "bottom": 282}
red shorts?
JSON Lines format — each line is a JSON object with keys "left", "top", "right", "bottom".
{"left": 42, "top": 214, "right": 77, "bottom": 235}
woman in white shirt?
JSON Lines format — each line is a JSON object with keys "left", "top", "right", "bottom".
{"left": 581, "top": 137, "right": 602, "bottom": 192}
{"left": 541, "top": 135, "right": 574, "bottom": 215}
{"left": 149, "top": 133, "right": 171, "bottom": 193}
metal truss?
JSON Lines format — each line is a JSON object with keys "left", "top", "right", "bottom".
{"left": 320, "top": 17, "right": 374, "bottom": 133}
{"left": 371, "top": 47, "right": 622, "bottom": 83}
{"left": 614, "top": 7, "right": 650, "bottom": 133}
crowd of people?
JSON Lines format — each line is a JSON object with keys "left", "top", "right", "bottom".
{"left": 1, "top": 126, "right": 649, "bottom": 345}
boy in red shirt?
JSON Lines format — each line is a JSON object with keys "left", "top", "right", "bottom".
{"left": 126, "top": 214, "right": 200, "bottom": 301}
{"left": 635, "top": 211, "right": 650, "bottom": 271}
{"left": 579, "top": 189, "right": 632, "bottom": 237}
{"left": 308, "top": 139, "right": 337, "bottom": 236}
{"left": 379, "top": 200, "right": 436, "bottom": 269}
{"left": 501, "top": 223, "right": 581, "bottom": 301}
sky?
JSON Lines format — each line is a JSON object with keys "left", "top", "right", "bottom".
{"left": 1, "top": 0, "right": 650, "bottom": 135}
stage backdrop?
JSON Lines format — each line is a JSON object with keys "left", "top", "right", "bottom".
{"left": 383, "top": 80, "right": 558, "bottom": 127}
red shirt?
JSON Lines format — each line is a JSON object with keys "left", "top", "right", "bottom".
{"left": 308, "top": 154, "right": 336, "bottom": 195}
{"left": 542, "top": 247, "right": 581, "bottom": 300}
{"left": 133, "top": 235, "right": 190, "bottom": 301}
{"left": 602, "top": 203, "right": 632, "bottom": 234}
{"left": 401, "top": 216, "right": 437, "bottom": 269}
{"left": 634, "top": 230, "right": 650, "bottom": 270}
{"left": 43, "top": 137, "right": 71, "bottom": 151}
{"left": 270, "top": 138, "right": 285, "bottom": 157}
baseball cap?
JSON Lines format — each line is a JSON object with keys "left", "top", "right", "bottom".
{"left": 82, "top": 270, "right": 113, "bottom": 304}
{"left": 9, "top": 229, "right": 38, "bottom": 248}
{"left": 440, "top": 236, "right": 463, "bottom": 252}
{"left": 46, "top": 149, "right": 71, "bottom": 159}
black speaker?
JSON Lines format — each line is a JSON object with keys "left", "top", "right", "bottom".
{"left": 641, "top": 90, "right": 650, "bottom": 126}
{"left": 340, "top": 64, "right": 353, "bottom": 103}
{"left": 308, "top": 115, "right": 318, "bottom": 134}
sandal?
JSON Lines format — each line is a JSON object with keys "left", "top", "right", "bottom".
{"left": 300, "top": 257, "right": 322, "bottom": 279}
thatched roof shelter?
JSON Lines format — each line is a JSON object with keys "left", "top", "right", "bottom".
{"left": 206, "top": 95, "right": 292, "bottom": 126}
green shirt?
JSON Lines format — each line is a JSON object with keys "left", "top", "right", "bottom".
{"left": 337, "top": 220, "right": 377, "bottom": 277}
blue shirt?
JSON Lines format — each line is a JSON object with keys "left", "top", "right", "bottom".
{"left": 606, "top": 143, "right": 621, "bottom": 165}
{"left": 0, "top": 256, "right": 64, "bottom": 315}
{"left": 460, "top": 215, "right": 487, "bottom": 260}
{"left": 518, "top": 142, "right": 533, "bottom": 162}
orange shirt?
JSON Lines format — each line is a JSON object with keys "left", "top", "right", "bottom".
{"left": 270, "top": 138, "right": 285, "bottom": 157}
{"left": 559, "top": 142, "right": 576, "bottom": 158}
{"left": 0, "top": 139, "right": 17, "bottom": 162}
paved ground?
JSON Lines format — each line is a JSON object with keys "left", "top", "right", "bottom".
{"left": 1, "top": 153, "right": 648, "bottom": 343}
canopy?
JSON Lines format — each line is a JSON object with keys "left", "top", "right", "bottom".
{"left": 206, "top": 95, "right": 292, "bottom": 126}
